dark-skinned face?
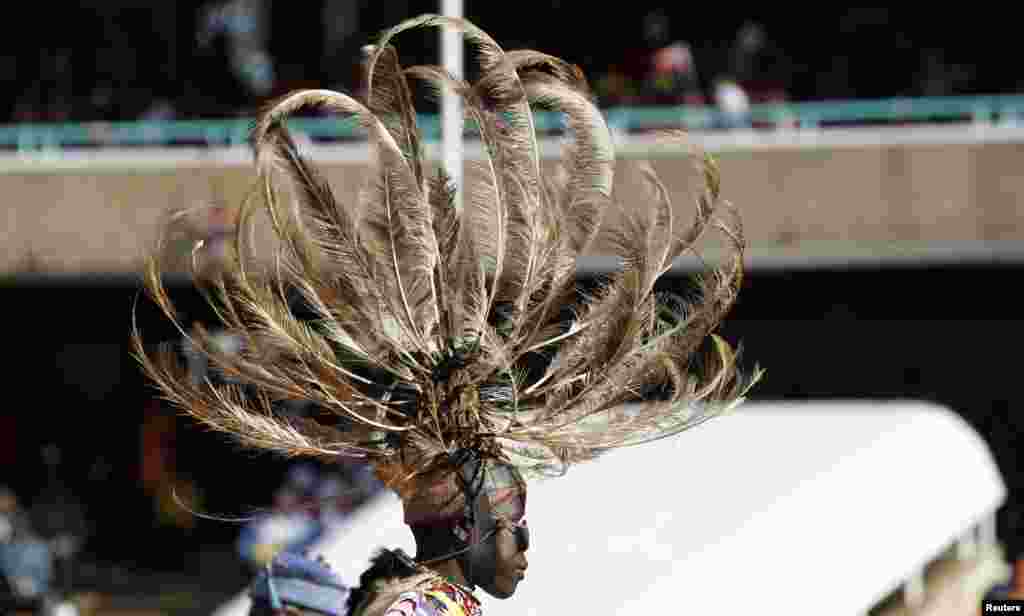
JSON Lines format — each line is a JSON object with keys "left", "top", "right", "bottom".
{"left": 488, "top": 517, "right": 529, "bottom": 598}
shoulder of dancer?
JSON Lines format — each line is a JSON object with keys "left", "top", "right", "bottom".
{"left": 354, "top": 571, "right": 482, "bottom": 616}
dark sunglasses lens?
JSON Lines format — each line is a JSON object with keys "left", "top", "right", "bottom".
{"left": 515, "top": 525, "right": 529, "bottom": 551}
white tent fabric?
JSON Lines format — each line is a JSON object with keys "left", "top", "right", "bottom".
{"left": 213, "top": 400, "right": 1006, "bottom": 616}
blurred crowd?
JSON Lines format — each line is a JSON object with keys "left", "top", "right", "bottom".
{"left": 0, "top": 486, "right": 57, "bottom": 611}
{"left": 594, "top": 14, "right": 787, "bottom": 113}
{"left": 1, "top": 447, "right": 90, "bottom": 615}
{"left": 2, "top": 3, "right": 1015, "bottom": 127}
{"left": 235, "top": 462, "right": 383, "bottom": 574}
{"left": 0, "top": 446, "right": 384, "bottom": 614}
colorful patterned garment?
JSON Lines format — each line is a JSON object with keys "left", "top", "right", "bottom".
{"left": 384, "top": 579, "right": 482, "bottom": 616}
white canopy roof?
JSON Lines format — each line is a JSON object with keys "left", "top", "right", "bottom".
{"left": 214, "top": 400, "right": 1006, "bottom": 616}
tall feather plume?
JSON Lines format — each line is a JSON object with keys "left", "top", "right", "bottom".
{"left": 255, "top": 89, "right": 439, "bottom": 354}
{"left": 362, "top": 44, "right": 426, "bottom": 190}
{"left": 132, "top": 16, "right": 760, "bottom": 489}
{"left": 534, "top": 139, "right": 724, "bottom": 402}
{"left": 400, "top": 63, "right": 517, "bottom": 348}
{"left": 427, "top": 166, "right": 459, "bottom": 341}
{"left": 252, "top": 123, "right": 385, "bottom": 358}
{"left": 369, "top": 14, "right": 542, "bottom": 184}
{"left": 512, "top": 71, "right": 615, "bottom": 358}
{"left": 372, "top": 15, "right": 543, "bottom": 328}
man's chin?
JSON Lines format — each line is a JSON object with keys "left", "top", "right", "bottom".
{"left": 484, "top": 580, "right": 519, "bottom": 599}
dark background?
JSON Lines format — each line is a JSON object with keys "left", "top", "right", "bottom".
{"left": 4, "top": 3, "right": 1023, "bottom": 123}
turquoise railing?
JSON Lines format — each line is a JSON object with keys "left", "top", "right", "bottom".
{"left": 2, "top": 94, "right": 1023, "bottom": 151}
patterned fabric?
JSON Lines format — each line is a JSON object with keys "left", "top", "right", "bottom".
{"left": 383, "top": 579, "right": 482, "bottom": 616}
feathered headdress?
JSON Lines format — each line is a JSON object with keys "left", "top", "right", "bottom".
{"left": 132, "top": 15, "right": 761, "bottom": 497}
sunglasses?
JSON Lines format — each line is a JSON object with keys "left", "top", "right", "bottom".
{"left": 498, "top": 517, "right": 529, "bottom": 552}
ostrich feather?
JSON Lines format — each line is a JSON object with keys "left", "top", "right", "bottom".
{"left": 132, "top": 15, "right": 761, "bottom": 487}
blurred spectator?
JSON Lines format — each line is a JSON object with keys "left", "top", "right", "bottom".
{"left": 645, "top": 40, "right": 703, "bottom": 106}
{"left": 340, "top": 461, "right": 384, "bottom": 504}
{"left": 720, "top": 21, "right": 799, "bottom": 129}
{"left": 728, "top": 21, "right": 791, "bottom": 105}
{"left": 596, "top": 10, "right": 705, "bottom": 109}
{"left": 713, "top": 77, "right": 752, "bottom": 130}
{"left": 237, "top": 463, "right": 322, "bottom": 572}
{"left": 140, "top": 99, "right": 177, "bottom": 122}
{"left": 285, "top": 464, "right": 320, "bottom": 501}
{"left": 29, "top": 445, "right": 88, "bottom": 605}
{"left": 730, "top": 22, "right": 764, "bottom": 89}
{"left": 315, "top": 473, "right": 357, "bottom": 529}
{"left": 236, "top": 459, "right": 384, "bottom": 574}
{"left": 5, "top": 6, "right": 1024, "bottom": 125}
{"left": 638, "top": 11, "right": 704, "bottom": 107}
{"left": 198, "top": 0, "right": 276, "bottom": 99}
{"left": 1, "top": 487, "right": 56, "bottom": 610}
{"left": 30, "top": 445, "right": 89, "bottom": 551}
{"left": 0, "top": 488, "right": 35, "bottom": 544}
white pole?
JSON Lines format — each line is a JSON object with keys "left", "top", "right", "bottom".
{"left": 441, "top": 0, "right": 464, "bottom": 209}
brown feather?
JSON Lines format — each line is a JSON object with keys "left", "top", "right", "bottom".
{"left": 131, "top": 15, "right": 760, "bottom": 485}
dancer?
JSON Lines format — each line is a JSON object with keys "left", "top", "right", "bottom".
{"left": 134, "top": 14, "right": 761, "bottom": 616}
